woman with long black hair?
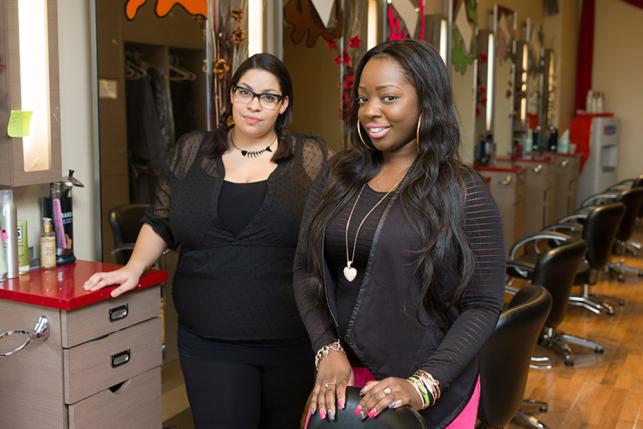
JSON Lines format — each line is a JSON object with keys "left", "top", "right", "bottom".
{"left": 85, "top": 53, "right": 332, "bottom": 429}
{"left": 294, "top": 40, "right": 505, "bottom": 428}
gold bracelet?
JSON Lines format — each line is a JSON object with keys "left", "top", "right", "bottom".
{"left": 314, "top": 340, "right": 345, "bottom": 371}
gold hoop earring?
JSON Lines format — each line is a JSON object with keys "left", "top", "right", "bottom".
{"left": 416, "top": 115, "right": 423, "bottom": 152}
{"left": 356, "top": 121, "right": 374, "bottom": 151}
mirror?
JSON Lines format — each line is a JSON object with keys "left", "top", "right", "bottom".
{"left": 491, "top": 4, "right": 517, "bottom": 158}
{"left": 94, "top": 1, "right": 207, "bottom": 261}
{"left": 450, "top": 0, "right": 477, "bottom": 165}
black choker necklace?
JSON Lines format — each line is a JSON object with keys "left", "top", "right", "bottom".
{"left": 230, "top": 134, "right": 277, "bottom": 158}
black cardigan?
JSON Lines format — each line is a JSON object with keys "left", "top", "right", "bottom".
{"left": 144, "top": 130, "right": 331, "bottom": 340}
{"left": 293, "top": 165, "right": 505, "bottom": 428}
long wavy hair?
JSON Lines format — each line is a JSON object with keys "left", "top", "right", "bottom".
{"left": 202, "top": 53, "right": 295, "bottom": 161}
{"left": 304, "top": 40, "right": 474, "bottom": 329}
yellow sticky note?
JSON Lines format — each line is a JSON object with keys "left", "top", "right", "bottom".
{"left": 7, "top": 110, "right": 33, "bottom": 138}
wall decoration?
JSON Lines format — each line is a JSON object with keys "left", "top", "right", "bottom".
{"left": 125, "top": 0, "right": 207, "bottom": 21}
{"left": 452, "top": 0, "right": 477, "bottom": 75}
{"left": 386, "top": 0, "right": 425, "bottom": 41}
{"left": 208, "top": 0, "right": 248, "bottom": 128}
{"left": 284, "top": 0, "right": 343, "bottom": 47}
{"left": 494, "top": 5, "right": 516, "bottom": 64}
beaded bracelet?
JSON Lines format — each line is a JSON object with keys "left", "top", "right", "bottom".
{"left": 314, "top": 340, "right": 345, "bottom": 371}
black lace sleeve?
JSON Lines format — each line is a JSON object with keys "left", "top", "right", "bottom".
{"left": 293, "top": 162, "right": 339, "bottom": 353}
{"left": 418, "top": 170, "right": 505, "bottom": 390}
{"left": 141, "top": 131, "right": 205, "bottom": 249}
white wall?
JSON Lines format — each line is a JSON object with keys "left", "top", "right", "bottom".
{"left": 15, "top": 0, "right": 97, "bottom": 261}
{"left": 593, "top": 0, "right": 643, "bottom": 180}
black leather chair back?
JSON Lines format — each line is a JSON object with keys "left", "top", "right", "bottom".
{"left": 582, "top": 203, "right": 625, "bottom": 270}
{"left": 477, "top": 284, "right": 552, "bottom": 429}
{"left": 108, "top": 203, "right": 149, "bottom": 264}
{"left": 306, "top": 386, "right": 427, "bottom": 429}
{"left": 615, "top": 188, "right": 643, "bottom": 242}
{"left": 532, "top": 240, "right": 587, "bottom": 329}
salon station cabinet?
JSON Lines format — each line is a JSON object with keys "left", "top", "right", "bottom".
{"left": 475, "top": 165, "right": 527, "bottom": 250}
{"left": 0, "top": 261, "right": 167, "bottom": 429}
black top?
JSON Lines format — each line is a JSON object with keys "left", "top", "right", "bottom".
{"left": 143, "top": 130, "right": 331, "bottom": 340}
{"left": 294, "top": 167, "right": 505, "bottom": 428}
{"left": 325, "top": 185, "right": 390, "bottom": 363}
{"left": 218, "top": 180, "right": 268, "bottom": 237}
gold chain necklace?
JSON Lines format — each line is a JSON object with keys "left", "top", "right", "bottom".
{"left": 343, "top": 179, "right": 402, "bottom": 282}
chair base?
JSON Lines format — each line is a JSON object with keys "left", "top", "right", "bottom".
{"left": 569, "top": 284, "right": 616, "bottom": 315}
{"left": 529, "top": 356, "right": 553, "bottom": 369}
{"left": 608, "top": 260, "right": 643, "bottom": 282}
{"left": 540, "top": 327, "right": 604, "bottom": 366}
{"left": 626, "top": 240, "right": 641, "bottom": 256}
{"left": 512, "top": 410, "right": 550, "bottom": 429}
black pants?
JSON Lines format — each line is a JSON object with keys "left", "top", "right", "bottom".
{"left": 178, "top": 325, "right": 315, "bottom": 429}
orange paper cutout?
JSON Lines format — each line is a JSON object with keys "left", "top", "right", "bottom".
{"left": 125, "top": 0, "right": 207, "bottom": 21}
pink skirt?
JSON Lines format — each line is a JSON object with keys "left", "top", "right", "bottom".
{"left": 352, "top": 367, "right": 480, "bottom": 429}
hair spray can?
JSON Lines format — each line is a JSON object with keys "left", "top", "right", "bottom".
{"left": 0, "top": 190, "right": 19, "bottom": 279}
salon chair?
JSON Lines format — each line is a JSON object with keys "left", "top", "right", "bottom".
{"left": 607, "top": 175, "right": 643, "bottom": 254}
{"left": 477, "top": 284, "right": 552, "bottom": 429}
{"left": 507, "top": 237, "right": 596, "bottom": 365}
{"left": 108, "top": 203, "right": 149, "bottom": 265}
{"left": 306, "top": 386, "right": 427, "bottom": 429}
{"left": 579, "top": 188, "right": 643, "bottom": 281}
{"left": 543, "top": 202, "right": 625, "bottom": 315}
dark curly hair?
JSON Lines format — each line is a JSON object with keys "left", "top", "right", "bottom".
{"left": 304, "top": 40, "right": 474, "bottom": 329}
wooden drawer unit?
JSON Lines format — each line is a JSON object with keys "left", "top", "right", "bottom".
{"left": 476, "top": 167, "right": 527, "bottom": 250}
{"left": 0, "top": 261, "right": 166, "bottom": 429}
{"left": 513, "top": 160, "right": 557, "bottom": 232}
{"left": 68, "top": 367, "right": 161, "bottom": 429}
{"left": 62, "top": 286, "right": 160, "bottom": 348}
{"left": 551, "top": 154, "right": 581, "bottom": 219}
{"left": 64, "top": 318, "right": 162, "bottom": 404}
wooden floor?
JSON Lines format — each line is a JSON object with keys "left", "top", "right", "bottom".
{"left": 510, "top": 230, "right": 643, "bottom": 429}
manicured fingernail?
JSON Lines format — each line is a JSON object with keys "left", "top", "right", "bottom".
{"left": 368, "top": 408, "right": 377, "bottom": 419}
{"left": 319, "top": 409, "right": 326, "bottom": 420}
{"left": 328, "top": 409, "right": 335, "bottom": 421}
{"left": 338, "top": 399, "right": 345, "bottom": 409}
{"left": 360, "top": 411, "right": 367, "bottom": 420}
{"left": 354, "top": 405, "right": 362, "bottom": 416}
{"left": 309, "top": 406, "right": 316, "bottom": 415}
{"left": 388, "top": 401, "right": 398, "bottom": 409}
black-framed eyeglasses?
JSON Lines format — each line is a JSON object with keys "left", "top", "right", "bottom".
{"left": 232, "top": 85, "right": 285, "bottom": 110}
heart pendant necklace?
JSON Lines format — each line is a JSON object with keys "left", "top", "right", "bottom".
{"left": 344, "top": 179, "right": 402, "bottom": 282}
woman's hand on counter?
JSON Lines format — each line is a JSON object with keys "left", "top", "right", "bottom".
{"left": 83, "top": 263, "right": 145, "bottom": 298}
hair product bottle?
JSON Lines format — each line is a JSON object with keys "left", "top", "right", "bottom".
{"left": 40, "top": 217, "right": 57, "bottom": 269}
{"left": 0, "top": 190, "right": 19, "bottom": 279}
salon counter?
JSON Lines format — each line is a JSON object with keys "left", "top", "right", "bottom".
{"left": 0, "top": 260, "right": 168, "bottom": 429}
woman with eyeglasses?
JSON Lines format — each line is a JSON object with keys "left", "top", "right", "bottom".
{"left": 84, "top": 53, "right": 333, "bottom": 428}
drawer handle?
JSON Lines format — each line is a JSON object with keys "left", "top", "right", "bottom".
{"left": 109, "top": 304, "right": 129, "bottom": 322}
{"left": 0, "top": 316, "right": 50, "bottom": 358}
{"left": 560, "top": 160, "right": 569, "bottom": 168}
{"left": 499, "top": 175, "right": 513, "bottom": 186}
{"left": 111, "top": 349, "right": 131, "bottom": 368}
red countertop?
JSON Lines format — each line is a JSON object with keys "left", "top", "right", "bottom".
{"left": 0, "top": 260, "right": 167, "bottom": 310}
{"left": 474, "top": 165, "right": 526, "bottom": 173}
